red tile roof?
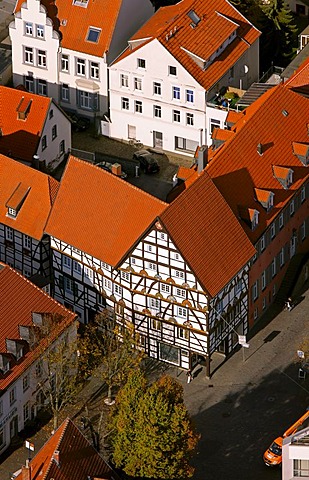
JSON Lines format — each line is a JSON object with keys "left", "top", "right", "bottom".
{"left": 45, "top": 156, "right": 167, "bottom": 266}
{"left": 284, "top": 56, "right": 309, "bottom": 90}
{"left": 160, "top": 172, "right": 255, "bottom": 297}
{"left": 14, "top": 0, "right": 129, "bottom": 57}
{"left": 115, "top": 0, "right": 260, "bottom": 90}
{"left": 15, "top": 418, "right": 117, "bottom": 480}
{"left": 292, "top": 141, "right": 309, "bottom": 157}
{"left": 0, "top": 86, "right": 51, "bottom": 162}
{"left": 0, "top": 156, "right": 59, "bottom": 240}
{"left": 0, "top": 263, "right": 77, "bottom": 391}
{"left": 206, "top": 84, "right": 309, "bottom": 243}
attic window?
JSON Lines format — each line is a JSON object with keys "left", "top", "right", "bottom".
{"left": 16, "top": 97, "right": 32, "bottom": 120}
{"left": 251, "top": 209, "right": 259, "bottom": 230}
{"left": 6, "top": 183, "right": 31, "bottom": 219}
{"left": 8, "top": 207, "right": 17, "bottom": 218}
{"left": 86, "top": 27, "right": 101, "bottom": 43}
{"left": 292, "top": 142, "right": 309, "bottom": 166}
{"left": 255, "top": 188, "right": 275, "bottom": 211}
{"left": 73, "top": 0, "right": 88, "bottom": 6}
{"left": 273, "top": 165, "right": 294, "bottom": 190}
{"left": 188, "top": 10, "right": 200, "bottom": 26}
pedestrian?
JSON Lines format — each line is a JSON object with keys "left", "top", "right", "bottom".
{"left": 186, "top": 369, "right": 193, "bottom": 384}
{"left": 285, "top": 297, "right": 292, "bottom": 311}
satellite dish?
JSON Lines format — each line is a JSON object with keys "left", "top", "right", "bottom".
{"left": 244, "top": 64, "right": 249, "bottom": 74}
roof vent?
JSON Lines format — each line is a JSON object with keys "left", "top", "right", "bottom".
{"left": 257, "top": 143, "right": 263, "bottom": 155}
{"left": 282, "top": 109, "right": 289, "bottom": 117}
{"left": 61, "top": 19, "right": 67, "bottom": 26}
{"left": 16, "top": 97, "right": 32, "bottom": 120}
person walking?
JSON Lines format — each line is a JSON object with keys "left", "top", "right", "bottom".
{"left": 285, "top": 297, "right": 292, "bottom": 311}
{"left": 186, "top": 369, "right": 193, "bottom": 383}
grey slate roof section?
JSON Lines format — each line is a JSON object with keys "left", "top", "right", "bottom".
{"left": 236, "top": 83, "right": 276, "bottom": 107}
{"left": 281, "top": 42, "right": 309, "bottom": 80}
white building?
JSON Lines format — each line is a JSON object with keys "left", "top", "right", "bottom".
{"left": 9, "top": 0, "right": 154, "bottom": 119}
{"left": 107, "top": 0, "right": 260, "bottom": 153}
{"left": 0, "top": 263, "right": 77, "bottom": 455}
{"left": 0, "top": 86, "right": 71, "bottom": 170}
{"left": 282, "top": 425, "right": 309, "bottom": 480}
{"left": 45, "top": 156, "right": 255, "bottom": 377}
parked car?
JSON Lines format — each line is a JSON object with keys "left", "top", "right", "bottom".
{"left": 68, "top": 113, "right": 91, "bottom": 132}
{"left": 133, "top": 150, "right": 160, "bottom": 174}
{"left": 96, "top": 161, "right": 128, "bottom": 179}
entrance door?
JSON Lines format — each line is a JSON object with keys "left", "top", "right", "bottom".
{"left": 153, "top": 131, "right": 163, "bottom": 149}
{"left": 9, "top": 416, "right": 18, "bottom": 439}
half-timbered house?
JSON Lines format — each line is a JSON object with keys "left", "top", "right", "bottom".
{"left": 0, "top": 155, "right": 59, "bottom": 292}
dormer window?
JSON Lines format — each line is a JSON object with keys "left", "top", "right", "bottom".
{"left": 292, "top": 142, "right": 309, "bottom": 166}
{"left": 86, "top": 27, "right": 101, "bottom": 43}
{"left": 255, "top": 189, "right": 275, "bottom": 212}
{"left": 251, "top": 209, "right": 259, "bottom": 230}
{"left": 0, "top": 354, "right": 10, "bottom": 375}
{"left": 8, "top": 207, "right": 16, "bottom": 218}
{"left": 273, "top": 165, "right": 294, "bottom": 189}
{"left": 6, "top": 183, "right": 31, "bottom": 218}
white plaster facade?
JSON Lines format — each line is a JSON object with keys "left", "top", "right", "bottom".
{"left": 9, "top": 0, "right": 154, "bottom": 118}
{"left": 108, "top": 36, "right": 259, "bottom": 153}
{"left": 282, "top": 427, "right": 309, "bottom": 480}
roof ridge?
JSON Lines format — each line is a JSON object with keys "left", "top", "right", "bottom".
{"left": 42, "top": 418, "right": 70, "bottom": 480}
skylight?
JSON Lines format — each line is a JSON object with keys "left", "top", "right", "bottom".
{"left": 188, "top": 10, "right": 200, "bottom": 26}
{"left": 73, "top": 0, "right": 89, "bottom": 6}
{"left": 87, "top": 27, "right": 101, "bottom": 43}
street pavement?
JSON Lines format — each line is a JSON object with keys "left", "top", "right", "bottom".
{"left": 1, "top": 282, "right": 308, "bottom": 479}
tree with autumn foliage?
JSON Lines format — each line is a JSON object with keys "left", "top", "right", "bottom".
{"left": 110, "top": 370, "right": 200, "bottom": 478}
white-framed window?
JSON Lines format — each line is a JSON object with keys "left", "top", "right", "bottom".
{"left": 73, "top": 260, "right": 81, "bottom": 274}
{"left": 9, "top": 387, "right": 16, "bottom": 405}
{"left": 6, "top": 226, "right": 13, "bottom": 241}
{"left": 175, "top": 288, "right": 186, "bottom": 298}
{"left": 178, "top": 327, "right": 189, "bottom": 340}
{"left": 23, "top": 373, "right": 30, "bottom": 392}
{"left": 24, "top": 268, "right": 31, "bottom": 278}
{"left": 76, "top": 58, "right": 86, "bottom": 76}
{"left": 64, "top": 277, "right": 74, "bottom": 293}
{"left": 173, "top": 86, "right": 180, "bottom": 100}
{"left": 174, "top": 269, "right": 184, "bottom": 280}
{"left": 260, "top": 235, "right": 265, "bottom": 252}
{"left": 152, "top": 318, "right": 161, "bottom": 331}
{"left": 25, "top": 75, "right": 34, "bottom": 93}
{"left": 254, "top": 307, "right": 258, "bottom": 320}
{"left": 168, "top": 65, "right": 177, "bottom": 76}
{"left": 41, "top": 135, "right": 47, "bottom": 150}
{"left": 216, "top": 299, "right": 223, "bottom": 314}
{"left": 25, "top": 22, "right": 33, "bottom": 35}
{"left": 49, "top": 109, "right": 53, "bottom": 119}
{"left": 294, "top": 459, "right": 309, "bottom": 477}
{"left": 270, "top": 223, "right": 276, "bottom": 239}
{"left": 52, "top": 124, "right": 57, "bottom": 140}
{"left": 173, "top": 110, "right": 180, "bottom": 122}
{"left": 37, "top": 50, "right": 47, "bottom": 67}
{"left": 121, "top": 271, "right": 130, "bottom": 281}
{"left": 186, "top": 89, "right": 194, "bottom": 103}
{"left": 114, "top": 284, "right": 123, "bottom": 296}
{"left": 84, "top": 266, "right": 93, "bottom": 280}
{"left": 160, "top": 233, "right": 167, "bottom": 241}
{"left": 235, "top": 279, "right": 242, "bottom": 294}
{"left": 23, "top": 401, "right": 30, "bottom": 423}
{"left": 24, "top": 46, "right": 34, "bottom": 64}
{"left": 131, "top": 257, "right": 136, "bottom": 265}
{"left": 120, "top": 74, "right": 128, "bottom": 87}
{"left": 104, "top": 278, "right": 111, "bottom": 291}
{"left": 262, "top": 297, "right": 267, "bottom": 310}
{"left": 61, "top": 54, "right": 69, "bottom": 72}
{"left": 178, "top": 307, "right": 187, "bottom": 319}
{"left": 101, "top": 261, "right": 110, "bottom": 271}
{"left": 8, "top": 207, "right": 16, "bottom": 218}
{"left": 261, "top": 271, "right": 266, "bottom": 290}
{"left": 148, "top": 262, "right": 156, "bottom": 271}
{"left": 134, "top": 77, "right": 142, "bottom": 90}
{"left": 61, "top": 83, "right": 69, "bottom": 102}
{"left": 23, "top": 235, "right": 31, "bottom": 250}
{"left": 137, "top": 58, "right": 146, "bottom": 69}
{"left": 153, "top": 82, "right": 161, "bottom": 95}
{"left": 37, "top": 79, "right": 47, "bottom": 95}
{"left": 252, "top": 281, "right": 258, "bottom": 301}
{"left": 173, "top": 252, "right": 180, "bottom": 260}
{"left": 301, "top": 221, "right": 306, "bottom": 240}
{"left": 135, "top": 100, "right": 142, "bottom": 113}
{"left": 271, "top": 257, "right": 276, "bottom": 277}
{"left": 161, "top": 283, "right": 171, "bottom": 294}
{"left": 121, "top": 97, "right": 129, "bottom": 110}
{"left": 210, "top": 118, "right": 220, "bottom": 134}
{"left": 59, "top": 140, "right": 65, "bottom": 155}
{"left": 186, "top": 113, "right": 194, "bottom": 126}
{"left": 35, "top": 360, "right": 43, "bottom": 377}
{"left": 154, "top": 105, "right": 161, "bottom": 118}
{"left": 301, "top": 186, "right": 306, "bottom": 203}
{"left": 149, "top": 298, "right": 160, "bottom": 311}
{"left": 86, "top": 27, "right": 101, "bottom": 43}
{"left": 79, "top": 91, "right": 91, "bottom": 109}
{"left": 36, "top": 24, "right": 44, "bottom": 38}
{"left": 90, "top": 61, "right": 99, "bottom": 79}
{"left": 280, "top": 247, "right": 285, "bottom": 267}
{"left": 279, "top": 212, "right": 284, "bottom": 229}
{"left": 145, "top": 244, "right": 155, "bottom": 253}
{"left": 290, "top": 200, "right": 295, "bottom": 216}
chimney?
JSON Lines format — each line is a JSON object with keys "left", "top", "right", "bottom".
{"left": 197, "top": 145, "right": 208, "bottom": 173}
{"left": 53, "top": 449, "right": 60, "bottom": 465}
{"left": 22, "top": 459, "right": 31, "bottom": 480}
{"left": 257, "top": 143, "right": 263, "bottom": 155}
